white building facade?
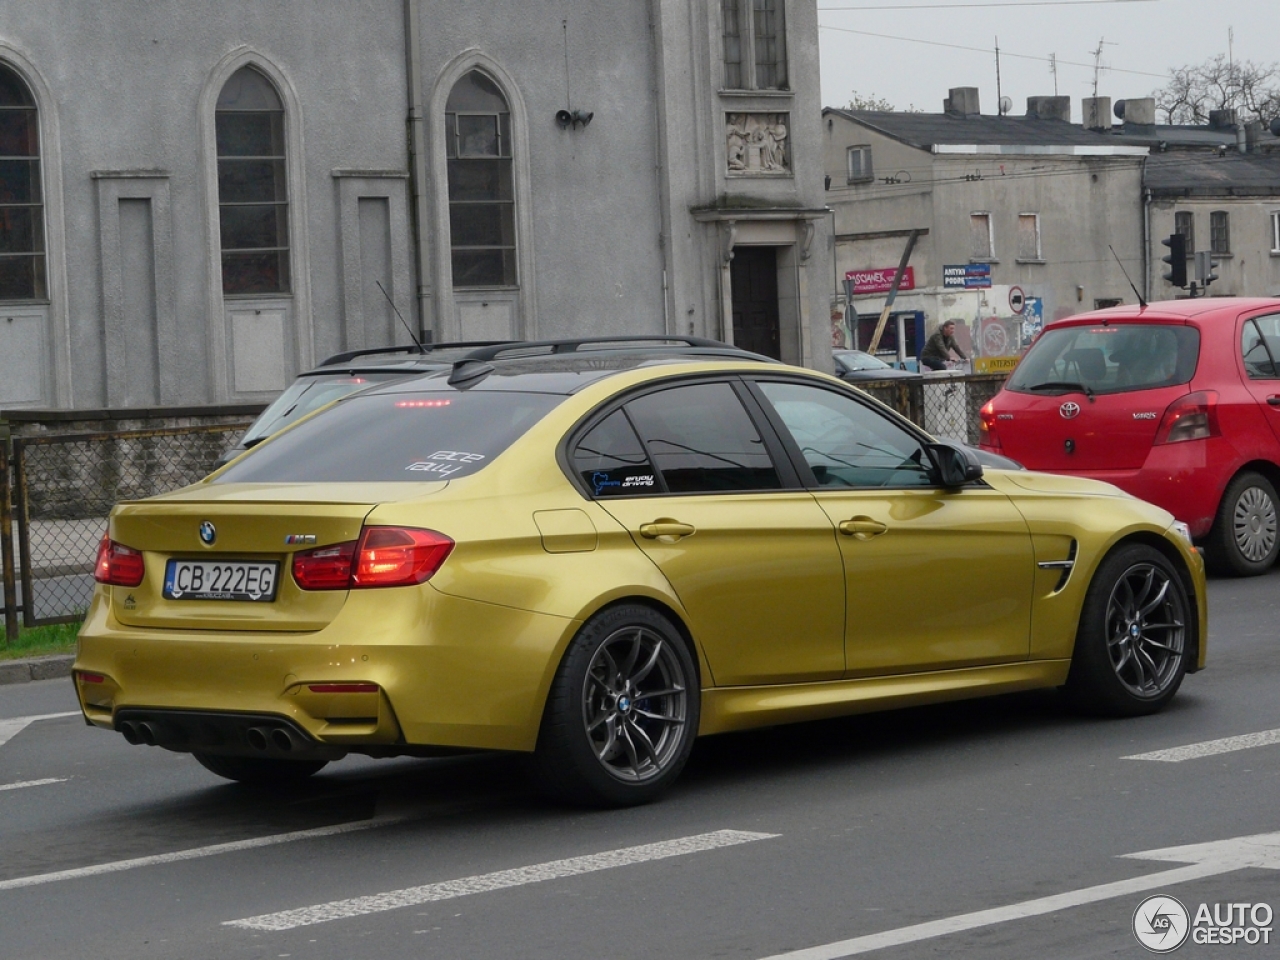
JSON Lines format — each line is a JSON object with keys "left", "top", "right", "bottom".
{"left": 0, "top": 0, "right": 830, "bottom": 411}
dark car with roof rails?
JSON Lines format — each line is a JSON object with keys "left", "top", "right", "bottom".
{"left": 217, "top": 336, "right": 764, "bottom": 468}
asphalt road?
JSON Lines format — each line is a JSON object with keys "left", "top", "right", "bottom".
{"left": 2, "top": 570, "right": 1278, "bottom": 960}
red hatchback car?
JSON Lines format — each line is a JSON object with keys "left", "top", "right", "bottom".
{"left": 980, "top": 297, "right": 1280, "bottom": 576}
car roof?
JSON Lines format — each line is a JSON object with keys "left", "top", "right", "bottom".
{"left": 1046, "top": 297, "right": 1280, "bottom": 328}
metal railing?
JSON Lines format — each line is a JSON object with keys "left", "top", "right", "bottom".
{"left": 3, "top": 422, "right": 250, "bottom": 640}
{"left": 856, "top": 372, "right": 1007, "bottom": 446}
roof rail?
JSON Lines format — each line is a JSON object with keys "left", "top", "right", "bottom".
{"left": 320, "top": 340, "right": 515, "bottom": 367}
{"left": 458, "top": 335, "right": 747, "bottom": 363}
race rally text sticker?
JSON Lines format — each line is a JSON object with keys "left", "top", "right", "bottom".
{"left": 405, "top": 451, "right": 486, "bottom": 477}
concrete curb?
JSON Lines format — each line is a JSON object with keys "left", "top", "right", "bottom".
{"left": 0, "top": 655, "right": 75, "bottom": 685}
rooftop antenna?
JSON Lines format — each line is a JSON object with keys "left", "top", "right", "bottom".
{"left": 1049, "top": 52, "right": 1058, "bottom": 96}
{"left": 1228, "top": 26, "right": 1234, "bottom": 72}
{"left": 1090, "top": 37, "right": 1115, "bottom": 99}
{"left": 376, "top": 280, "right": 425, "bottom": 353}
{"left": 995, "top": 36, "right": 1004, "bottom": 114}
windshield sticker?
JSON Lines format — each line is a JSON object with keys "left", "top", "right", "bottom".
{"left": 405, "top": 450, "right": 487, "bottom": 477}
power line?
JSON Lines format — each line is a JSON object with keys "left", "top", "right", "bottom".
{"left": 820, "top": 0, "right": 1156, "bottom": 10}
{"left": 818, "top": 23, "right": 1171, "bottom": 80}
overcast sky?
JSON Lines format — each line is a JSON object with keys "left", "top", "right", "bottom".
{"left": 817, "top": 0, "right": 1277, "bottom": 119}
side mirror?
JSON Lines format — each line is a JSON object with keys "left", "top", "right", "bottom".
{"left": 925, "top": 441, "right": 984, "bottom": 488}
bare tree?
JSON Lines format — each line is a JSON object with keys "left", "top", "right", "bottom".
{"left": 846, "top": 90, "right": 917, "bottom": 112}
{"left": 1153, "top": 54, "right": 1280, "bottom": 124}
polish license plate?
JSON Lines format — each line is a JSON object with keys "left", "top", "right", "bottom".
{"left": 163, "top": 560, "right": 279, "bottom": 602}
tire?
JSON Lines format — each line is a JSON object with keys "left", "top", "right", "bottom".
{"left": 1064, "top": 544, "right": 1192, "bottom": 717}
{"left": 192, "top": 752, "right": 328, "bottom": 786}
{"left": 528, "top": 604, "right": 699, "bottom": 807}
{"left": 1206, "top": 471, "right": 1279, "bottom": 577}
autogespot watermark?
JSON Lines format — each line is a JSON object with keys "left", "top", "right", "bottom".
{"left": 1133, "top": 895, "right": 1274, "bottom": 952}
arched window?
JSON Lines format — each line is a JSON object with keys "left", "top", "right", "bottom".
{"left": 0, "top": 64, "right": 44, "bottom": 300}
{"left": 445, "top": 71, "right": 515, "bottom": 287}
{"left": 216, "top": 66, "right": 289, "bottom": 294}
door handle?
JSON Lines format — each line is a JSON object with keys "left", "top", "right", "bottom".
{"left": 1267, "top": 396, "right": 1280, "bottom": 406}
{"left": 838, "top": 517, "right": 888, "bottom": 540}
{"left": 639, "top": 520, "right": 696, "bottom": 540}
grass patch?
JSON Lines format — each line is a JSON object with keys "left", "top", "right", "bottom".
{"left": 1, "top": 620, "right": 80, "bottom": 660}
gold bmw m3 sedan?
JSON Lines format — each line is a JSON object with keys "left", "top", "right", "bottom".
{"left": 73, "top": 341, "right": 1207, "bottom": 806}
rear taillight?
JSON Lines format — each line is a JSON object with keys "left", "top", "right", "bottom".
{"left": 1155, "top": 391, "right": 1219, "bottom": 444}
{"left": 94, "top": 536, "right": 145, "bottom": 587}
{"left": 978, "top": 400, "right": 1002, "bottom": 451}
{"left": 292, "top": 527, "right": 453, "bottom": 590}
{"left": 291, "top": 540, "right": 358, "bottom": 590}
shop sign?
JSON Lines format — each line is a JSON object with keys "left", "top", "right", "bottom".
{"left": 845, "top": 266, "right": 915, "bottom": 295}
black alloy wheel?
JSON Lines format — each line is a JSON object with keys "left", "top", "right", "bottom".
{"left": 529, "top": 604, "right": 698, "bottom": 807}
{"left": 1065, "top": 544, "right": 1191, "bottom": 717}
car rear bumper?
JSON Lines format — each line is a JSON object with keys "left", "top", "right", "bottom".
{"left": 1059, "top": 441, "right": 1237, "bottom": 539}
{"left": 72, "top": 585, "right": 579, "bottom": 755}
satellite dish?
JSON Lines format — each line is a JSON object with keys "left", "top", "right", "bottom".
{"left": 999, "top": 96, "right": 1012, "bottom": 115}
{"left": 1114, "top": 99, "right": 1126, "bottom": 120}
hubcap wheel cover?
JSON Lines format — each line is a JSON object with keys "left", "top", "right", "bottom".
{"left": 1233, "top": 486, "right": 1277, "bottom": 563}
{"left": 1105, "top": 562, "right": 1186, "bottom": 699}
{"left": 581, "top": 625, "right": 688, "bottom": 783}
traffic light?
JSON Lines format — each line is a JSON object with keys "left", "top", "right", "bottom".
{"left": 1161, "top": 233, "right": 1187, "bottom": 288}
{"left": 1195, "top": 250, "right": 1219, "bottom": 288}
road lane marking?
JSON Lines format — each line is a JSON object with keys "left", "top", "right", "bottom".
{"left": 0, "top": 712, "right": 80, "bottom": 749}
{"left": 0, "top": 818, "right": 405, "bottom": 892}
{"left": 226, "top": 829, "right": 779, "bottom": 932}
{"left": 755, "top": 830, "right": 1280, "bottom": 960}
{"left": 0, "top": 778, "right": 67, "bottom": 793}
{"left": 1122, "top": 728, "right": 1280, "bottom": 762}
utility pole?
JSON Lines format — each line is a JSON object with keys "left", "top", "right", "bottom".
{"left": 995, "top": 37, "right": 1004, "bottom": 113}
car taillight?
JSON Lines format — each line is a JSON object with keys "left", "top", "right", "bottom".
{"left": 1155, "top": 391, "right": 1219, "bottom": 444}
{"left": 979, "top": 400, "right": 1002, "bottom": 451}
{"left": 291, "top": 540, "right": 357, "bottom": 590}
{"left": 94, "top": 536, "right": 145, "bottom": 587}
{"left": 293, "top": 527, "right": 453, "bottom": 590}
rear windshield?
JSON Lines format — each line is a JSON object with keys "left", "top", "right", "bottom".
{"left": 1008, "top": 323, "right": 1199, "bottom": 395}
{"left": 239, "top": 373, "right": 409, "bottom": 446}
{"left": 216, "top": 391, "right": 561, "bottom": 483}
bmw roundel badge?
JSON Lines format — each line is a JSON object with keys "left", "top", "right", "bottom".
{"left": 198, "top": 521, "right": 217, "bottom": 546}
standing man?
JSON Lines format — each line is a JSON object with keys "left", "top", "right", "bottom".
{"left": 921, "top": 320, "right": 967, "bottom": 371}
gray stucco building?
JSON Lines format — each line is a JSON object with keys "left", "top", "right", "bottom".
{"left": 0, "top": 1, "right": 830, "bottom": 411}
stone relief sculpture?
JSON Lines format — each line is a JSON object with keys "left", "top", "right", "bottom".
{"left": 726, "top": 113, "right": 790, "bottom": 175}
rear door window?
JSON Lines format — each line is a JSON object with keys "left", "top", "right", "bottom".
{"left": 572, "top": 410, "right": 659, "bottom": 497}
{"left": 622, "top": 382, "right": 782, "bottom": 493}
{"left": 1242, "top": 314, "right": 1280, "bottom": 379}
{"left": 1008, "top": 324, "right": 1199, "bottom": 395}
{"left": 216, "top": 391, "right": 561, "bottom": 483}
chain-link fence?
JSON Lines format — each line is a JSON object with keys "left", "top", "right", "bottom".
{"left": 3, "top": 423, "right": 250, "bottom": 638}
{"left": 856, "top": 373, "right": 1007, "bottom": 446}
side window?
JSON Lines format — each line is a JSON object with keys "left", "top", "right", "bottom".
{"left": 757, "top": 381, "right": 933, "bottom": 488}
{"left": 624, "top": 382, "right": 781, "bottom": 494}
{"left": 1242, "top": 315, "right": 1280, "bottom": 380}
{"left": 572, "top": 410, "right": 659, "bottom": 498}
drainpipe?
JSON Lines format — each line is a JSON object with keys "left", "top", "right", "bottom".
{"left": 404, "top": 0, "right": 434, "bottom": 341}
{"left": 647, "top": 0, "right": 674, "bottom": 335}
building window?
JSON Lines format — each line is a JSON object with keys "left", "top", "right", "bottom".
{"left": 216, "top": 66, "right": 289, "bottom": 295}
{"left": 1270, "top": 212, "right": 1279, "bottom": 254}
{"left": 1016, "top": 213, "right": 1042, "bottom": 261}
{"left": 722, "top": 0, "right": 788, "bottom": 91}
{"left": 1210, "top": 210, "right": 1230, "bottom": 255}
{"left": 0, "top": 64, "right": 45, "bottom": 300}
{"left": 445, "top": 71, "right": 516, "bottom": 288}
{"left": 846, "top": 145, "right": 872, "bottom": 183}
{"left": 1174, "top": 210, "right": 1195, "bottom": 255}
{"left": 970, "top": 212, "right": 994, "bottom": 260}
